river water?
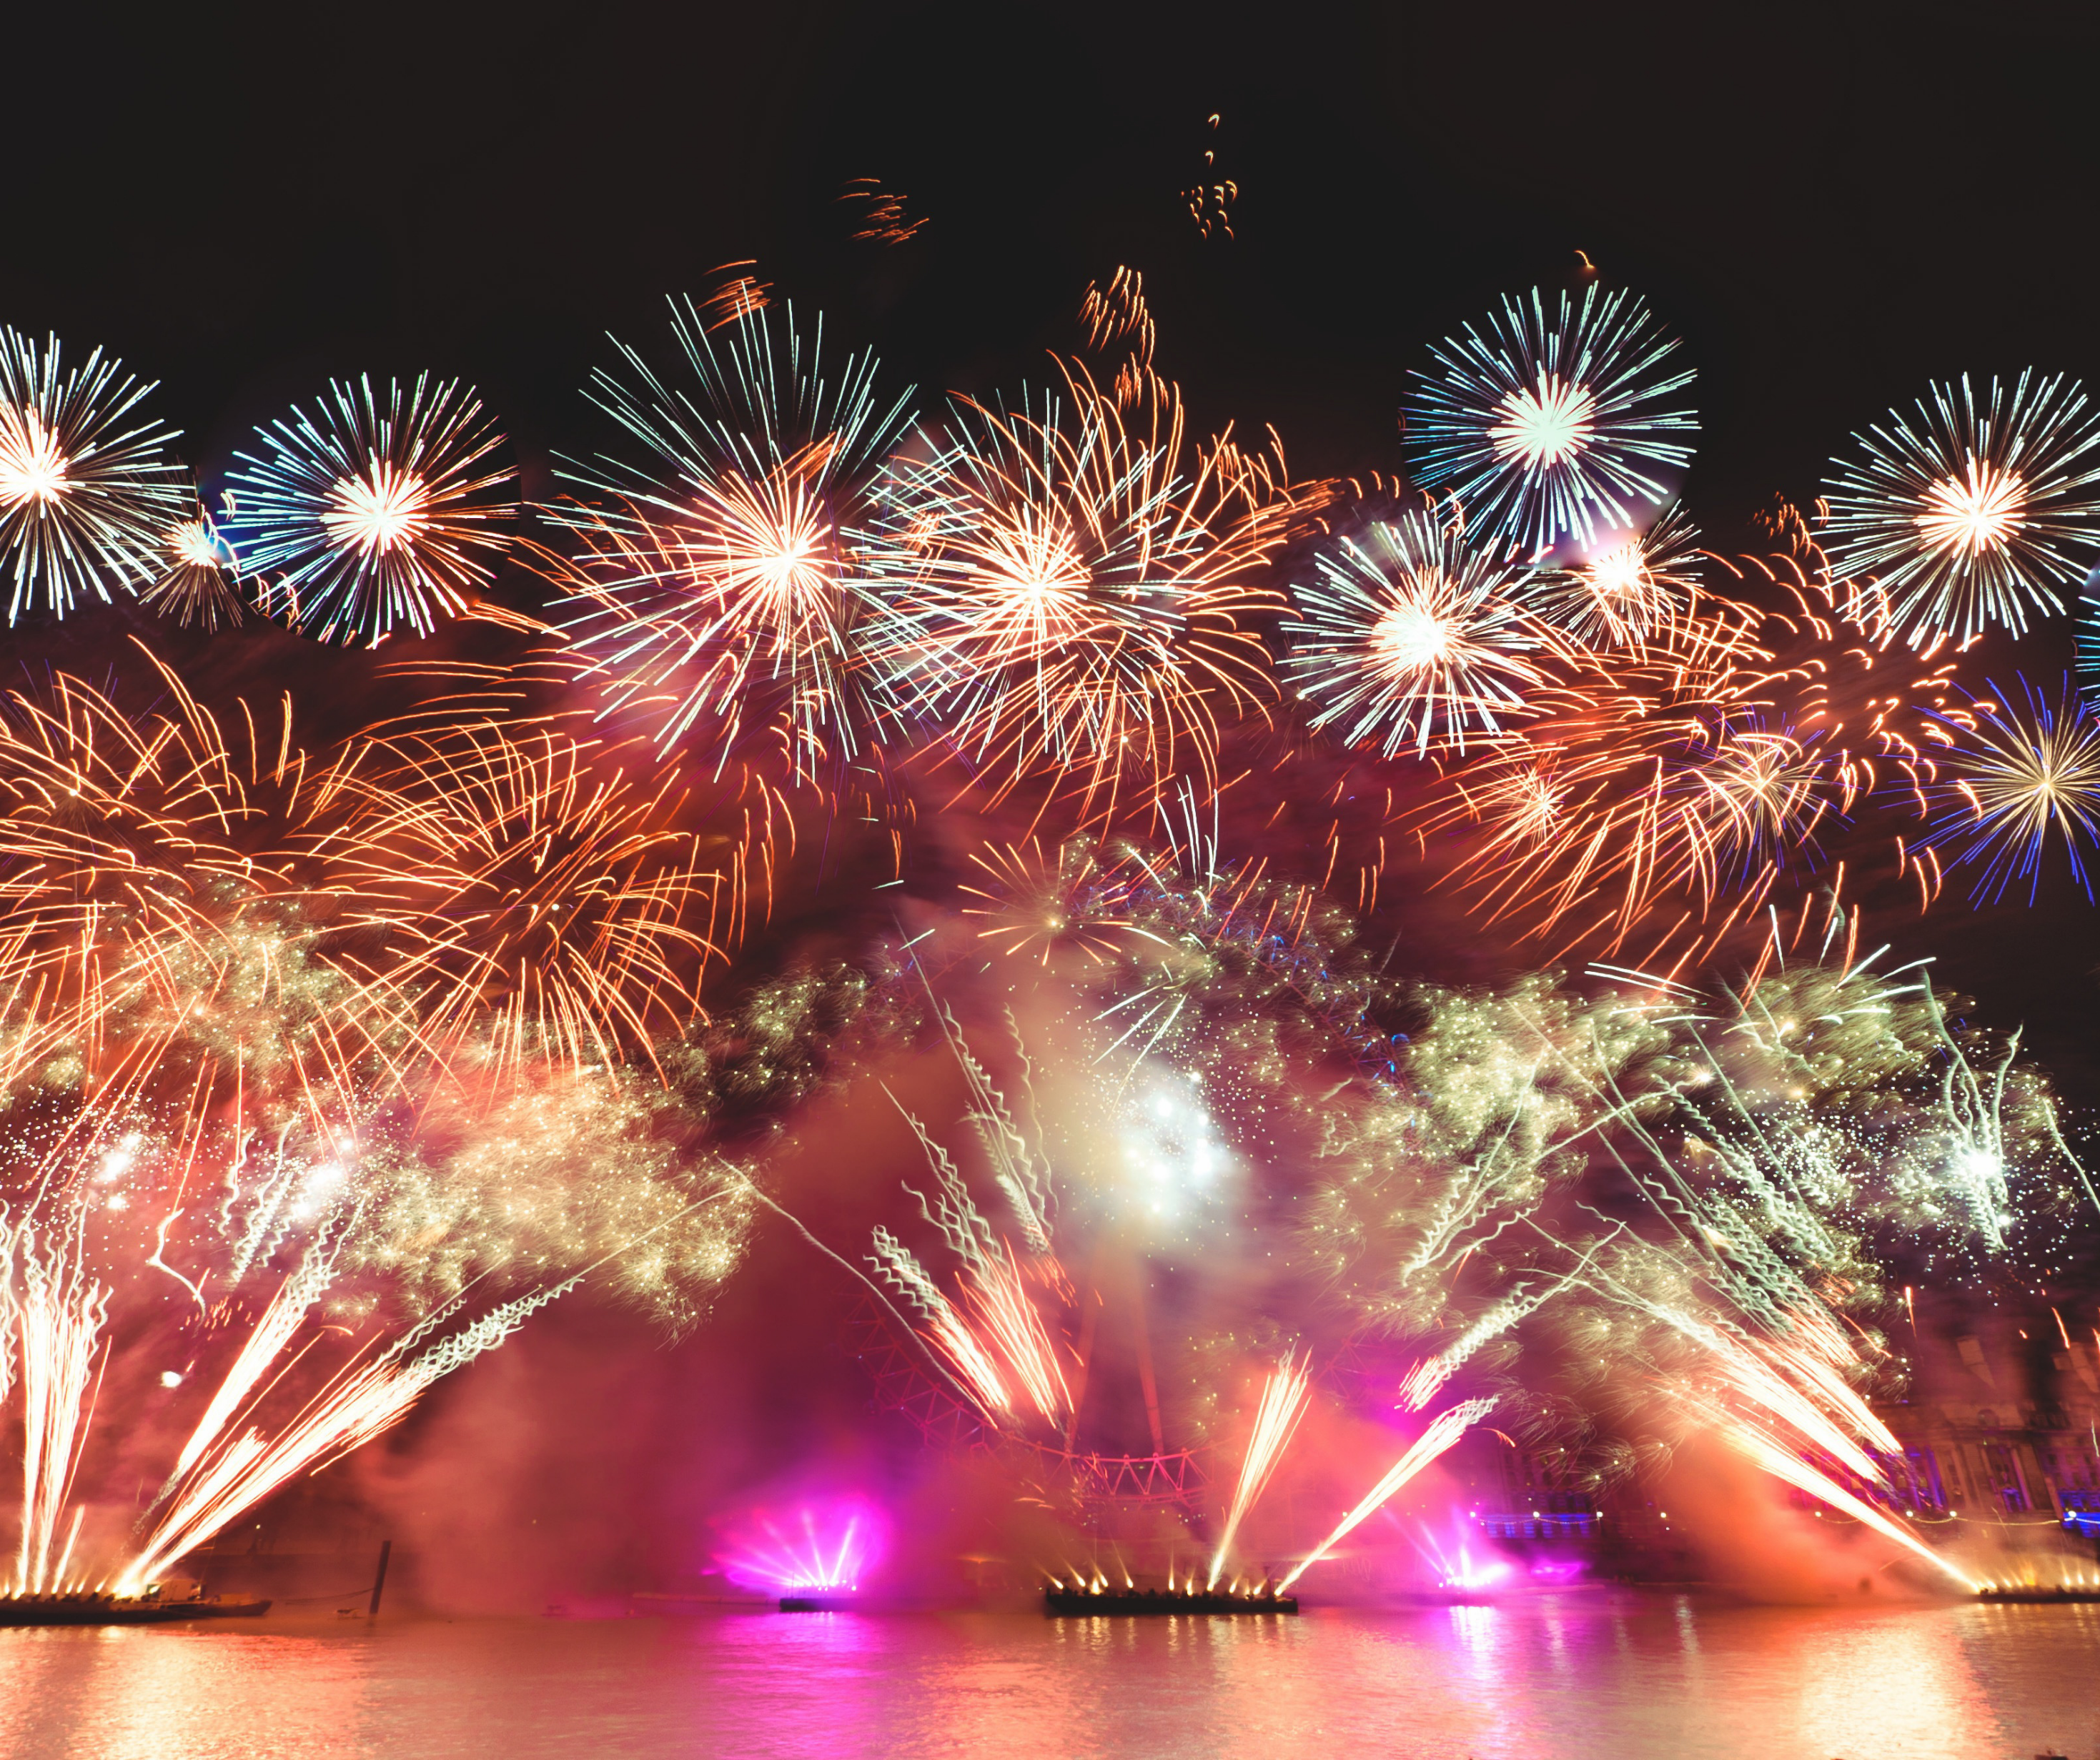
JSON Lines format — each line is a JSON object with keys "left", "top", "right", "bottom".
{"left": 3, "top": 1594, "right": 2094, "bottom": 1759}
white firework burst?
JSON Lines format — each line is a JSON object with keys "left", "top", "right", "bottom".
{"left": 1279, "top": 508, "right": 1542, "bottom": 757}
{"left": 222, "top": 374, "right": 516, "bottom": 645}
{"left": 1402, "top": 286, "right": 1697, "bottom": 562}
{"left": 548, "top": 299, "right": 914, "bottom": 772}
{"left": 1822, "top": 371, "right": 2100, "bottom": 646}
{"left": 0, "top": 328, "right": 185, "bottom": 621}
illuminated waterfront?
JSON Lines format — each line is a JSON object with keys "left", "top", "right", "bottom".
{"left": 3, "top": 1596, "right": 2094, "bottom": 1759}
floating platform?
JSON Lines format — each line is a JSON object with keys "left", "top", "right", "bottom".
{"left": 1973, "top": 1586, "right": 2100, "bottom": 1604}
{"left": 0, "top": 1592, "right": 272, "bottom": 1627}
{"left": 778, "top": 1594, "right": 861, "bottom": 1612}
{"left": 1044, "top": 1587, "right": 1297, "bottom": 1616}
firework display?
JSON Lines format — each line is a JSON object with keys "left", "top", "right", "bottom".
{"left": 0, "top": 257, "right": 2096, "bottom": 1614}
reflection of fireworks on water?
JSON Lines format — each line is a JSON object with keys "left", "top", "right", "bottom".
{"left": 1403, "top": 285, "right": 1697, "bottom": 560}
{"left": 1822, "top": 372, "right": 2100, "bottom": 645}
{"left": 718, "top": 1500, "right": 886, "bottom": 1593}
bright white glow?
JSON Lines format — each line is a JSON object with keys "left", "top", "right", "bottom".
{"left": 1372, "top": 600, "right": 1456, "bottom": 674}
{"left": 323, "top": 462, "right": 431, "bottom": 555}
{"left": 0, "top": 408, "right": 71, "bottom": 508}
{"left": 1491, "top": 375, "right": 1596, "bottom": 468}
{"left": 1916, "top": 461, "right": 2024, "bottom": 556}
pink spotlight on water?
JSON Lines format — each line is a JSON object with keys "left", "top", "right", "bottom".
{"left": 716, "top": 1498, "right": 886, "bottom": 1595}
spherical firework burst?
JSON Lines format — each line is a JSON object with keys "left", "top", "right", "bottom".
{"left": 1402, "top": 287, "right": 1697, "bottom": 561}
{"left": 0, "top": 328, "right": 184, "bottom": 622}
{"left": 0, "top": 654, "right": 406, "bottom": 1110}
{"left": 1279, "top": 508, "right": 1542, "bottom": 757}
{"left": 863, "top": 363, "right": 1287, "bottom": 802}
{"left": 222, "top": 374, "right": 517, "bottom": 646}
{"left": 1922, "top": 679, "right": 2100, "bottom": 903}
{"left": 1520, "top": 500, "right": 1703, "bottom": 648}
{"left": 548, "top": 300, "right": 914, "bottom": 772}
{"left": 1821, "top": 371, "right": 2100, "bottom": 645}
{"left": 138, "top": 498, "right": 243, "bottom": 631}
{"left": 342, "top": 720, "right": 734, "bottom": 1078}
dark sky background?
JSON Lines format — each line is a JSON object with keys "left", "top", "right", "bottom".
{"left": 6, "top": 0, "right": 2099, "bottom": 1078}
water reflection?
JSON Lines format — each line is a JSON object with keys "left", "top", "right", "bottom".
{"left": 0, "top": 1595, "right": 2094, "bottom": 1760}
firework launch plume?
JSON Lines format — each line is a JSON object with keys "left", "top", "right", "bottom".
{"left": 1207, "top": 1347, "right": 1311, "bottom": 1588}
{"left": 1278, "top": 1399, "right": 1495, "bottom": 1591}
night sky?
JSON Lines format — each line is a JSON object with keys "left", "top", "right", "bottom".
{"left": 7, "top": 0, "right": 2099, "bottom": 1085}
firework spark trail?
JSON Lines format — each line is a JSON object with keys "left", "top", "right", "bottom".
{"left": 223, "top": 374, "right": 517, "bottom": 645}
{"left": 11, "top": 1220, "right": 109, "bottom": 1593}
{"left": 119, "top": 1278, "right": 576, "bottom": 1592}
{"left": 1922, "top": 680, "right": 2100, "bottom": 905}
{"left": 1414, "top": 551, "right": 1983, "bottom": 972}
{"left": 867, "top": 1226, "right": 1013, "bottom": 1418}
{"left": 958, "top": 1243, "right": 1071, "bottom": 1426}
{"left": 140, "top": 499, "right": 242, "bottom": 631}
{"left": 344, "top": 719, "right": 730, "bottom": 1079}
{"left": 1277, "top": 1398, "right": 1495, "bottom": 1592}
{"left": 1707, "top": 1408, "right": 1975, "bottom": 1591}
{"left": 1208, "top": 1347, "right": 1312, "bottom": 1588}
{"left": 0, "top": 327, "right": 186, "bottom": 622}
{"left": 1522, "top": 501, "right": 1703, "bottom": 648}
{"left": 1403, "top": 285, "right": 1697, "bottom": 559}
{"left": 157, "top": 1237, "right": 340, "bottom": 1496}
{"left": 0, "top": 652, "right": 426, "bottom": 1118}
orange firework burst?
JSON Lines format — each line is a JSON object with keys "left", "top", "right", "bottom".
{"left": 0, "top": 647, "right": 405, "bottom": 1110}
{"left": 865, "top": 362, "right": 1291, "bottom": 811}
{"left": 341, "top": 719, "right": 754, "bottom": 1079}
{"left": 961, "top": 838, "right": 1156, "bottom": 967}
{"left": 1416, "top": 507, "right": 1983, "bottom": 970}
